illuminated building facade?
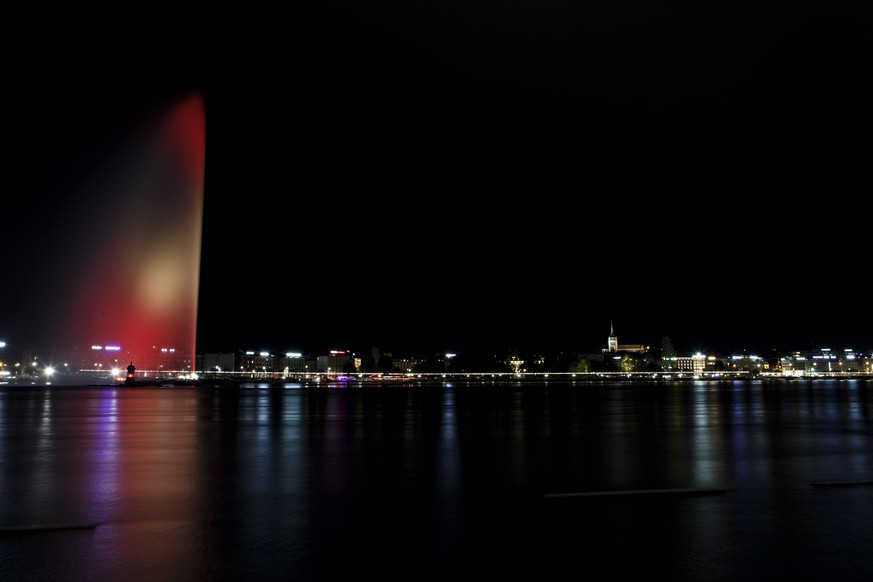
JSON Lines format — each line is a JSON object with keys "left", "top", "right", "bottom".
{"left": 316, "top": 350, "right": 357, "bottom": 373}
{"left": 603, "top": 321, "right": 649, "bottom": 354}
{"left": 607, "top": 321, "right": 618, "bottom": 352}
{"left": 780, "top": 348, "right": 871, "bottom": 376}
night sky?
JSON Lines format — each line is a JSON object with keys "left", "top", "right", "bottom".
{"left": 3, "top": 1, "right": 869, "bottom": 357}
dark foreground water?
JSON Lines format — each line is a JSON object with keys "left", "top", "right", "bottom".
{"left": 1, "top": 379, "right": 872, "bottom": 581}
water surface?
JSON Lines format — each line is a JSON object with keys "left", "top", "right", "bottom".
{"left": 1, "top": 379, "right": 871, "bottom": 581}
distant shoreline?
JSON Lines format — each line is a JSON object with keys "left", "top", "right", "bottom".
{"left": 2, "top": 373, "right": 871, "bottom": 389}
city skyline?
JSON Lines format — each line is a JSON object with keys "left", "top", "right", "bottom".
{"left": 4, "top": 332, "right": 870, "bottom": 387}
{"left": 198, "top": 321, "right": 869, "bottom": 360}
{"left": 3, "top": 319, "right": 869, "bottom": 365}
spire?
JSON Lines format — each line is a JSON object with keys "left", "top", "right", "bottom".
{"left": 607, "top": 320, "right": 618, "bottom": 352}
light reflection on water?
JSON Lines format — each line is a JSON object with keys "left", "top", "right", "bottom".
{"left": 0, "top": 380, "right": 871, "bottom": 581}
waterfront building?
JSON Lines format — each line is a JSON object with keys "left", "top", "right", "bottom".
{"left": 238, "top": 351, "right": 274, "bottom": 375}
{"left": 603, "top": 321, "right": 649, "bottom": 354}
{"left": 666, "top": 353, "right": 707, "bottom": 375}
{"left": 728, "top": 354, "right": 767, "bottom": 373}
{"left": 202, "top": 352, "right": 236, "bottom": 373}
{"left": 316, "top": 349, "right": 357, "bottom": 373}
{"left": 606, "top": 321, "right": 619, "bottom": 352}
{"left": 780, "top": 348, "right": 871, "bottom": 376}
{"left": 278, "top": 352, "right": 311, "bottom": 374}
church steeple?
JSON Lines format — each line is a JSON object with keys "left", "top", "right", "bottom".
{"left": 607, "top": 320, "right": 618, "bottom": 352}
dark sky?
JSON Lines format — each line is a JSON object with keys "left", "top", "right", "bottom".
{"left": 3, "top": 1, "right": 869, "bottom": 357}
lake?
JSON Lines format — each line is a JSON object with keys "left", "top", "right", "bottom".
{"left": 1, "top": 379, "right": 872, "bottom": 581}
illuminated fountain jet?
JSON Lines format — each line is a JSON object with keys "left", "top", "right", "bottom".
{"left": 37, "top": 90, "right": 206, "bottom": 381}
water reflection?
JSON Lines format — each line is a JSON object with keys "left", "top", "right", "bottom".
{"left": 0, "top": 380, "right": 872, "bottom": 581}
